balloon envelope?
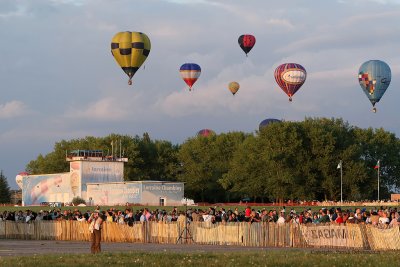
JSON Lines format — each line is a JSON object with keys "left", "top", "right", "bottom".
{"left": 197, "top": 129, "right": 215, "bottom": 137}
{"left": 111, "top": 31, "right": 151, "bottom": 84}
{"left": 274, "top": 63, "right": 306, "bottom": 101}
{"left": 238, "top": 34, "right": 256, "bottom": 56}
{"left": 358, "top": 60, "right": 391, "bottom": 109}
{"left": 228, "top": 82, "right": 240, "bottom": 95}
{"left": 259, "top": 118, "right": 281, "bottom": 131}
{"left": 180, "top": 63, "right": 201, "bottom": 90}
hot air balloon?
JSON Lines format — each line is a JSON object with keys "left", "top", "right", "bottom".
{"left": 274, "top": 63, "right": 306, "bottom": 102}
{"left": 180, "top": 63, "right": 201, "bottom": 91}
{"left": 15, "top": 172, "right": 29, "bottom": 189}
{"left": 259, "top": 118, "right": 281, "bottom": 131}
{"left": 228, "top": 82, "right": 240, "bottom": 95}
{"left": 197, "top": 129, "right": 215, "bottom": 137}
{"left": 111, "top": 31, "right": 151, "bottom": 85}
{"left": 358, "top": 60, "right": 391, "bottom": 113}
{"left": 238, "top": 34, "right": 256, "bottom": 56}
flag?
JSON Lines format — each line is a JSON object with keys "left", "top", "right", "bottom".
{"left": 374, "top": 160, "right": 380, "bottom": 169}
{"left": 337, "top": 161, "right": 342, "bottom": 169}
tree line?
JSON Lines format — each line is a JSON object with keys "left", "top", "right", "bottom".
{"left": 24, "top": 118, "right": 400, "bottom": 203}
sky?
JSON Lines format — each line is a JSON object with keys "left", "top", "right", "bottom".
{"left": 1, "top": 0, "right": 400, "bottom": 189}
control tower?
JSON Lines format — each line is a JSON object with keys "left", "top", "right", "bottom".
{"left": 66, "top": 150, "right": 128, "bottom": 200}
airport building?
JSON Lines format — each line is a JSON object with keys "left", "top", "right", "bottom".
{"left": 18, "top": 150, "right": 184, "bottom": 206}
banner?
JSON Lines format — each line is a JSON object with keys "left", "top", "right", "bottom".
{"left": 300, "top": 224, "right": 364, "bottom": 248}
{"left": 87, "top": 182, "right": 141, "bottom": 205}
{"left": 80, "top": 161, "right": 124, "bottom": 191}
{"left": 141, "top": 182, "right": 184, "bottom": 205}
{"left": 22, "top": 173, "right": 75, "bottom": 205}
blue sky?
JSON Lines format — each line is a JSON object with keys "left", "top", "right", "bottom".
{"left": 1, "top": 0, "right": 400, "bottom": 188}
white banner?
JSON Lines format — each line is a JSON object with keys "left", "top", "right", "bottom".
{"left": 300, "top": 224, "right": 364, "bottom": 248}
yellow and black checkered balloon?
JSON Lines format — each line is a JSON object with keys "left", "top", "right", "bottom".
{"left": 111, "top": 31, "right": 151, "bottom": 84}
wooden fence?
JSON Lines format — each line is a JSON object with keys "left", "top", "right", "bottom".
{"left": 0, "top": 221, "right": 399, "bottom": 250}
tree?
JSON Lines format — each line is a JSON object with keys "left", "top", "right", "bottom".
{"left": 124, "top": 133, "right": 180, "bottom": 181}
{"left": 354, "top": 127, "right": 400, "bottom": 199}
{"left": 0, "top": 170, "right": 11, "bottom": 203}
{"left": 178, "top": 132, "right": 248, "bottom": 202}
{"left": 25, "top": 133, "right": 180, "bottom": 183}
{"left": 220, "top": 135, "right": 269, "bottom": 202}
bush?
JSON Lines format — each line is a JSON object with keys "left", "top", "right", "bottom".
{"left": 71, "top": 196, "right": 86, "bottom": 206}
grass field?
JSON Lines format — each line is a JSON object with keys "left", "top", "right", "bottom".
{"left": 0, "top": 250, "right": 397, "bottom": 267}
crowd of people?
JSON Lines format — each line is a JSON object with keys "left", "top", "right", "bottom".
{"left": 1, "top": 205, "right": 399, "bottom": 229}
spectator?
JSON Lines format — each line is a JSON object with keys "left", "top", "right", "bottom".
{"left": 334, "top": 211, "right": 344, "bottom": 224}
{"left": 379, "top": 212, "right": 390, "bottom": 226}
{"left": 277, "top": 212, "right": 285, "bottom": 224}
{"left": 318, "top": 209, "right": 330, "bottom": 223}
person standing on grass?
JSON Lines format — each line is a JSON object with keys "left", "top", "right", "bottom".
{"left": 88, "top": 210, "right": 103, "bottom": 254}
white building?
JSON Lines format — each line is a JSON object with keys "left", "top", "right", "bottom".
{"left": 20, "top": 150, "right": 184, "bottom": 206}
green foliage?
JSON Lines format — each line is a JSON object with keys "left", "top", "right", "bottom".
{"left": 221, "top": 118, "right": 400, "bottom": 202}
{"left": 0, "top": 170, "right": 11, "bottom": 203}
{"left": 26, "top": 133, "right": 180, "bottom": 183}
{"left": 71, "top": 196, "right": 86, "bottom": 205}
{"left": 126, "top": 133, "right": 180, "bottom": 181}
{"left": 177, "top": 132, "right": 248, "bottom": 202}
{"left": 24, "top": 118, "right": 400, "bottom": 202}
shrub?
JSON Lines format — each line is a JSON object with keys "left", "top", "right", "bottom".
{"left": 71, "top": 196, "right": 86, "bottom": 206}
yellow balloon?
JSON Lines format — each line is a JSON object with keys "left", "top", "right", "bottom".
{"left": 111, "top": 31, "right": 151, "bottom": 85}
{"left": 228, "top": 81, "right": 240, "bottom": 95}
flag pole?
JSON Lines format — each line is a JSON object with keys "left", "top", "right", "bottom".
{"left": 111, "top": 140, "right": 114, "bottom": 158}
{"left": 340, "top": 160, "right": 343, "bottom": 203}
{"left": 377, "top": 160, "right": 380, "bottom": 202}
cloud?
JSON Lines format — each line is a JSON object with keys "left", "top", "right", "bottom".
{"left": 65, "top": 97, "right": 130, "bottom": 121}
{"left": 63, "top": 88, "right": 158, "bottom": 122}
{"left": 164, "top": 0, "right": 210, "bottom": 4}
{"left": 339, "top": 0, "right": 400, "bottom": 4}
{"left": 0, "top": 2, "right": 30, "bottom": 19}
{"left": 0, "top": 101, "right": 30, "bottom": 119}
{"left": 156, "top": 60, "right": 318, "bottom": 118}
{"left": 2, "top": 0, "right": 400, "bottom": 189}
{"left": 49, "top": 0, "right": 86, "bottom": 6}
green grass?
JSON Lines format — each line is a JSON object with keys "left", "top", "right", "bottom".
{"left": 0, "top": 250, "right": 397, "bottom": 267}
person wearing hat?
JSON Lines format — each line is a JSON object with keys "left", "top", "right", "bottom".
{"left": 88, "top": 209, "right": 103, "bottom": 254}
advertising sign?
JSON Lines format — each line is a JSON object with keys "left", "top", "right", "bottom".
{"left": 141, "top": 182, "right": 184, "bottom": 205}
{"left": 22, "top": 173, "right": 76, "bottom": 205}
{"left": 87, "top": 182, "right": 141, "bottom": 205}
{"left": 300, "top": 224, "right": 364, "bottom": 248}
{"left": 80, "top": 161, "right": 124, "bottom": 191}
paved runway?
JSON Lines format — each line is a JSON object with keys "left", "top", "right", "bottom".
{"left": 0, "top": 239, "right": 275, "bottom": 257}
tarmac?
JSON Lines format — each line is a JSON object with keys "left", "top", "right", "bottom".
{"left": 0, "top": 239, "right": 276, "bottom": 257}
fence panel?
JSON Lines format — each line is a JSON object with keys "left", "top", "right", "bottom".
{"left": 299, "top": 224, "right": 365, "bottom": 249}
{"left": 0, "top": 220, "right": 399, "bottom": 251}
{"left": 366, "top": 225, "right": 400, "bottom": 250}
{"left": 0, "top": 221, "right": 5, "bottom": 238}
